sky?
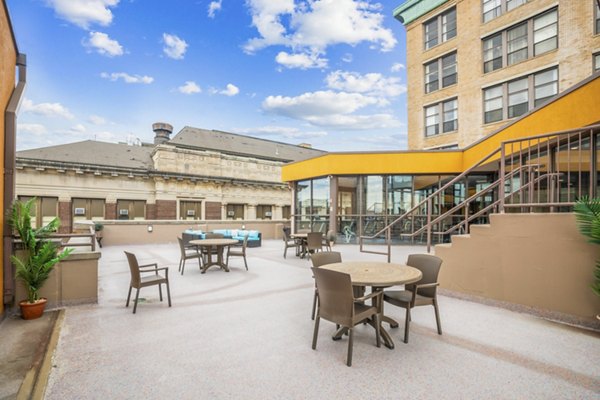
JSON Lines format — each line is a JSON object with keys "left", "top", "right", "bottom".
{"left": 7, "top": 0, "right": 409, "bottom": 152}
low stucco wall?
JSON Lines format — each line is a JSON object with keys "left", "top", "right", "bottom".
{"left": 96, "top": 220, "right": 290, "bottom": 246}
{"left": 435, "top": 213, "right": 600, "bottom": 328}
{"left": 14, "top": 250, "right": 100, "bottom": 310}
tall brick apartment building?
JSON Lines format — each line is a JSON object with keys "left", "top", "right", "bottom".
{"left": 394, "top": 0, "right": 600, "bottom": 150}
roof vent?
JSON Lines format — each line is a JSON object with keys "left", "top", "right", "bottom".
{"left": 298, "top": 143, "right": 312, "bottom": 148}
{"left": 153, "top": 122, "right": 173, "bottom": 145}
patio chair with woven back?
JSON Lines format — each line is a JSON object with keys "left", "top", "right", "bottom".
{"left": 226, "top": 235, "right": 249, "bottom": 270}
{"left": 312, "top": 267, "right": 382, "bottom": 367}
{"left": 383, "top": 254, "right": 443, "bottom": 343}
{"left": 282, "top": 227, "right": 300, "bottom": 258}
{"left": 310, "top": 251, "right": 342, "bottom": 320}
{"left": 177, "top": 237, "right": 203, "bottom": 275}
{"left": 306, "top": 232, "right": 323, "bottom": 259}
{"left": 124, "top": 251, "right": 172, "bottom": 314}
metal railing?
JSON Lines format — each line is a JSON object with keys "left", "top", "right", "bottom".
{"left": 359, "top": 124, "right": 600, "bottom": 261}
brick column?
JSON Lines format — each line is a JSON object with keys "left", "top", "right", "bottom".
{"left": 156, "top": 200, "right": 176, "bottom": 220}
{"left": 105, "top": 202, "right": 117, "bottom": 220}
{"left": 58, "top": 201, "right": 72, "bottom": 233}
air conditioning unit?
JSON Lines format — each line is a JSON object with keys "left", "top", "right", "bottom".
{"left": 119, "top": 209, "right": 129, "bottom": 215}
{"left": 187, "top": 210, "right": 195, "bottom": 216}
{"left": 74, "top": 207, "right": 85, "bottom": 216}
{"left": 264, "top": 211, "right": 272, "bottom": 217}
{"left": 227, "top": 211, "right": 235, "bottom": 217}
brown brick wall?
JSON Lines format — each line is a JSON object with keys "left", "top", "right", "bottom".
{"left": 58, "top": 201, "right": 71, "bottom": 233}
{"left": 146, "top": 203, "right": 157, "bottom": 220}
{"left": 105, "top": 203, "right": 117, "bottom": 220}
{"left": 205, "top": 201, "right": 222, "bottom": 220}
{"left": 156, "top": 200, "right": 176, "bottom": 220}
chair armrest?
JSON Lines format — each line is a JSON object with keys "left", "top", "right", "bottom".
{"left": 139, "top": 266, "right": 168, "bottom": 274}
{"left": 355, "top": 290, "right": 383, "bottom": 303}
{"left": 139, "top": 263, "right": 158, "bottom": 269}
{"left": 413, "top": 282, "right": 439, "bottom": 289}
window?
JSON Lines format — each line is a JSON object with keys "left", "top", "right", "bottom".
{"left": 424, "top": 52, "right": 457, "bottom": 93}
{"left": 483, "top": 67, "right": 558, "bottom": 123}
{"left": 483, "top": 0, "right": 527, "bottom": 22}
{"left": 425, "top": 98, "right": 458, "bottom": 137}
{"left": 72, "top": 198, "right": 105, "bottom": 221}
{"left": 533, "top": 9, "right": 558, "bottom": 56}
{"left": 424, "top": 7, "right": 456, "bottom": 50}
{"left": 482, "top": 8, "right": 557, "bottom": 73}
{"left": 595, "top": 53, "right": 600, "bottom": 72}
{"left": 180, "top": 200, "right": 201, "bottom": 220}
{"left": 226, "top": 204, "right": 244, "bottom": 220}
{"left": 282, "top": 205, "right": 291, "bottom": 219}
{"left": 116, "top": 199, "right": 146, "bottom": 220}
{"left": 595, "top": 2, "right": 600, "bottom": 35}
{"left": 18, "top": 196, "right": 58, "bottom": 228}
{"left": 256, "top": 205, "right": 272, "bottom": 220}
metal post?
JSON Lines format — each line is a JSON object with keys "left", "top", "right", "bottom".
{"left": 499, "top": 144, "right": 506, "bottom": 213}
{"left": 426, "top": 197, "right": 432, "bottom": 253}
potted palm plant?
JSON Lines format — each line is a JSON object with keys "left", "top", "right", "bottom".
{"left": 9, "top": 198, "right": 73, "bottom": 319}
{"left": 573, "top": 196, "right": 600, "bottom": 317}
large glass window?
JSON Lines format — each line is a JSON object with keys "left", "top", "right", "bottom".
{"left": 180, "top": 200, "right": 201, "bottom": 220}
{"left": 362, "top": 176, "right": 384, "bottom": 215}
{"left": 424, "top": 52, "right": 456, "bottom": 94}
{"left": 507, "top": 23, "right": 528, "bottom": 65}
{"left": 482, "top": 7, "right": 557, "bottom": 73}
{"left": 533, "top": 9, "right": 558, "bottom": 56}
{"left": 483, "top": 67, "right": 558, "bottom": 123}
{"left": 295, "top": 178, "right": 330, "bottom": 232}
{"left": 423, "top": 7, "right": 456, "bottom": 50}
{"left": 483, "top": 0, "right": 528, "bottom": 22}
{"left": 296, "top": 180, "right": 311, "bottom": 215}
{"left": 73, "top": 198, "right": 105, "bottom": 222}
{"left": 312, "top": 178, "right": 330, "bottom": 216}
{"left": 387, "top": 176, "right": 413, "bottom": 215}
{"left": 425, "top": 98, "right": 457, "bottom": 136}
{"left": 116, "top": 199, "right": 146, "bottom": 220}
{"left": 508, "top": 77, "right": 528, "bottom": 118}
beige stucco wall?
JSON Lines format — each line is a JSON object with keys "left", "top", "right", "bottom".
{"left": 435, "top": 213, "right": 600, "bottom": 326}
{"left": 98, "top": 220, "right": 289, "bottom": 246}
{"left": 14, "top": 251, "right": 100, "bottom": 309}
{"left": 405, "top": 0, "right": 600, "bottom": 150}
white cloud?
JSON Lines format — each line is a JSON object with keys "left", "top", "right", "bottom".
{"left": 219, "top": 83, "right": 239, "bottom": 96}
{"left": 18, "top": 123, "right": 47, "bottom": 136}
{"left": 85, "top": 31, "right": 123, "bottom": 56}
{"left": 262, "top": 90, "right": 402, "bottom": 129}
{"left": 46, "top": 0, "right": 119, "bottom": 29}
{"left": 342, "top": 53, "right": 353, "bottom": 63}
{"left": 275, "top": 51, "right": 327, "bottom": 69}
{"left": 21, "top": 98, "right": 74, "bottom": 119}
{"left": 88, "top": 114, "right": 107, "bottom": 125}
{"left": 100, "top": 72, "right": 154, "bottom": 84}
{"left": 178, "top": 81, "right": 201, "bottom": 94}
{"left": 237, "top": 126, "right": 327, "bottom": 139}
{"left": 325, "top": 70, "right": 406, "bottom": 97}
{"left": 70, "top": 124, "right": 87, "bottom": 133}
{"left": 391, "top": 63, "right": 405, "bottom": 72}
{"left": 162, "top": 33, "right": 188, "bottom": 59}
{"left": 208, "top": 0, "right": 222, "bottom": 18}
{"left": 244, "top": 0, "right": 396, "bottom": 68}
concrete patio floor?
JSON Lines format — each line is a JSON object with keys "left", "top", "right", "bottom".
{"left": 43, "top": 240, "right": 599, "bottom": 399}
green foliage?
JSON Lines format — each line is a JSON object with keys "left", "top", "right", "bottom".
{"left": 8, "top": 198, "right": 74, "bottom": 303}
{"left": 94, "top": 222, "right": 103, "bottom": 232}
{"left": 573, "top": 196, "right": 600, "bottom": 297}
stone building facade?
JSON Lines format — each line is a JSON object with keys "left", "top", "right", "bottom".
{"left": 395, "top": 0, "right": 600, "bottom": 150}
{"left": 15, "top": 123, "right": 324, "bottom": 233}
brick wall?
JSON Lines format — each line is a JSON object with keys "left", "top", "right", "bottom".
{"left": 205, "top": 201, "right": 221, "bottom": 220}
{"left": 156, "top": 200, "right": 176, "bottom": 220}
{"left": 146, "top": 203, "right": 157, "bottom": 220}
{"left": 58, "top": 201, "right": 72, "bottom": 233}
{"left": 105, "top": 203, "right": 117, "bottom": 220}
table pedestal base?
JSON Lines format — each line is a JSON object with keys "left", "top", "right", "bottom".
{"left": 201, "top": 246, "right": 229, "bottom": 273}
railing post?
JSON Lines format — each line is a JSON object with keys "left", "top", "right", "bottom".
{"left": 426, "top": 197, "right": 432, "bottom": 253}
{"left": 386, "top": 228, "right": 391, "bottom": 263}
{"left": 499, "top": 144, "right": 506, "bottom": 213}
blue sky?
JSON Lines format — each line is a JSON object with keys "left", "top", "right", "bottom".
{"left": 8, "top": 0, "right": 408, "bottom": 152}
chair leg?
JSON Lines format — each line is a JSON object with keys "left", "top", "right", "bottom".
{"left": 283, "top": 246, "right": 287, "bottom": 259}
{"left": 311, "top": 291, "right": 317, "bottom": 320}
{"left": 433, "top": 298, "right": 442, "bottom": 335}
{"left": 375, "top": 313, "right": 381, "bottom": 348}
{"left": 347, "top": 328, "right": 354, "bottom": 367}
{"left": 181, "top": 259, "right": 186, "bottom": 275}
{"left": 126, "top": 286, "right": 132, "bottom": 307}
{"left": 158, "top": 283, "right": 163, "bottom": 301}
{"left": 243, "top": 255, "right": 248, "bottom": 271}
{"left": 312, "top": 316, "right": 320, "bottom": 350}
{"left": 166, "top": 280, "right": 172, "bottom": 307}
{"left": 133, "top": 288, "right": 140, "bottom": 314}
{"left": 178, "top": 258, "right": 182, "bottom": 272}
{"left": 404, "top": 307, "right": 411, "bottom": 343}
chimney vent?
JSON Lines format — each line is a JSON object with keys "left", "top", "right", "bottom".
{"left": 153, "top": 122, "right": 173, "bottom": 145}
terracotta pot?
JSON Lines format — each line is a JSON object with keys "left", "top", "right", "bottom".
{"left": 19, "top": 298, "right": 47, "bottom": 320}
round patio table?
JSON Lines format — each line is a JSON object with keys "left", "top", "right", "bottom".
{"left": 320, "top": 261, "right": 422, "bottom": 349}
{"left": 190, "top": 239, "right": 239, "bottom": 273}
